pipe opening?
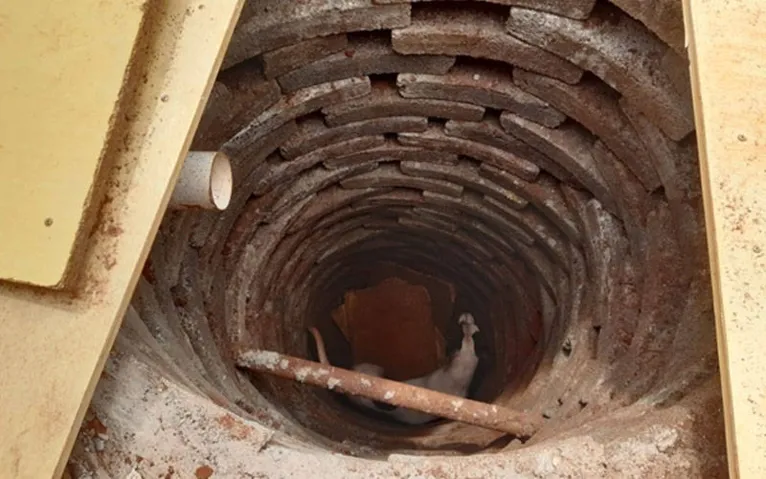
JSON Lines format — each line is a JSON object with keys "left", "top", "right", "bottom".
{"left": 169, "top": 151, "right": 233, "bottom": 210}
{"left": 210, "top": 152, "right": 233, "bottom": 210}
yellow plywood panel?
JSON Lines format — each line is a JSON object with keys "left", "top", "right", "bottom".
{"left": 683, "top": 1, "right": 766, "bottom": 478}
{"left": 0, "top": 0, "right": 147, "bottom": 287}
{"left": 0, "top": 1, "right": 244, "bottom": 478}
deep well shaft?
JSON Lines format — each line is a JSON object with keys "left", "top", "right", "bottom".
{"left": 66, "top": 1, "right": 727, "bottom": 477}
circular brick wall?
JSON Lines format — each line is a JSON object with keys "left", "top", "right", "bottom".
{"left": 116, "top": 0, "right": 727, "bottom": 473}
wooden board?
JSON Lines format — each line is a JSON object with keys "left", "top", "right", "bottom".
{"left": 683, "top": 2, "right": 766, "bottom": 478}
{"left": 0, "top": 1, "right": 244, "bottom": 478}
{"left": 0, "top": 0, "right": 148, "bottom": 288}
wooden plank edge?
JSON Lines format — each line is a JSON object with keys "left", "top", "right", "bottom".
{"left": 0, "top": 1, "right": 245, "bottom": 478}
{"left": 683, "top": 1, "right": 766, "bottom": 477}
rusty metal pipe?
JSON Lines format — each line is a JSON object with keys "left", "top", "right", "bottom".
{"left": 236, "top": 348, "right": 541, "bottom": 438}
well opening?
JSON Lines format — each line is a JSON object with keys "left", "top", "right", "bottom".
{"left": 239, "top": 221, "right": 550, "bottom": 453}
{"left": 70, "top": 1, "right": 728, "bottom": 476}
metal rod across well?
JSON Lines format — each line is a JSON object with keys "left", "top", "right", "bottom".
{"left": 236, "top": 348, "right": 541, "bottom": 438}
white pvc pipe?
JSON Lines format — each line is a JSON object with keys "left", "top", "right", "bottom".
{"left": 168, "top": 151, "right": 232, "bottom": 210}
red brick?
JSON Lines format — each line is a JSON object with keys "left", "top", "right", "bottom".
{"left": 318, "top": 213, "right": 408, "bottom": 243}
{"left": 324, "top": 140, "right": 459, "bottom": 169}
{"left": 478, "top": 165, "right": 582, "bottom": 243}
{"left": 620, "top": 100, "right": 708, "bottom": 272}
{"left": 359, "top": 187, "right": 427, "bottom": 207}
{"left": 250, "top": 136, "right": 386, "bottom": 195}
{"left": 399, "top": 124, "right": 540, "bottom": 181}
{"left": 250, "top": 196, "right": 313, "bottom": 263}
{"left": 269, "top": 162, "right": 380, "bottom": 217}
{"left": 569, "top": 196, "right": 640, "bottom": 366}
{"left": 398, "top": 213, "right": 458, "bottom": 233}
{"left": 172, "top": 259, "right": 254, "bottom": 404}
{"left": 375, "top": 0, "right": 597, "bottom": 19}
{"left": 591, "top": 141, "right": 651, "bottom": 257}
{"left": 422, "top": 190, "right": 534, "bottom": 245}
{"left": 397, "top": 64, "right": 565, "bottom": 128}
{"left": 504, "top": 0, "right": 596, "bottom": 19}
{"left": 444, "top": 117, "right": 573, "bottom": 181}
{"left": 454, "top": 213, "right": 518, "bottom": 259}
{"left": 272, "top": 231, "right": 314, "bottom": 287}
{"left": 506, "top": 5, "right": 694, "bottom": 140}
{"left": 657, "top": 273, "right": 718, "bottom": 394}
{"left": 376, "top": 0, "right": 596, "bottom": 20}
{"left": 610, "top": 0, "right": 684, "bottom": 54}
{"left": 375, "top": 223, "right": 494, "bottom": 263}
{"left": 280, "top": 116, "right": 428, "bottom": 159}
{"left": 320, "top": 239, "right": 499, "bottom": 303}
{"left": 381, "top": 224, "right": 496, "bottom": 262}
{"left": 482, "top": 196, "right": 571, "bottom": 270}
{"left": 261, "top": 34, "right": 349, "bottom": 79}
{"left": 257, "top": 232, "right": 306, "bottom": 303}
{"left": 504, "top": 233, "right": 560, "bottom": 298}
{"left": 400, "top": 159, "right": 528, "bottom": 208}
{"left": 477, "top": 194, "right": 533, "bottom": 246}
{"left": 311, "top": 204, "right": 399, "bottom": 232}
{"left": 223, "top": 0, "right": 411, "bottom": 69}
{"left": 197, "top": 190, "right": 254, "bottom": 288}
{"left": 199, "top": 119, "right": 299, "bottom": 275}
{"left": 226, "top": 77, "right": 371, "bottom": 153}
{"left": 619, "top": 100, "right": 700, "bottom": 209}
{"left": 513, "top": 69, "right": 661, "bottom": 190}
{"left": 193, "top": 64, "right": 281, "bottom": 150}
{"left": 225, "top": 199, "right": 306, "bottom": 303}
{"left": 225, "top": 120, "right": 299, "bottom": 180}
{"left": 392, "top": 6, "right": 583, "bottom": 84}
{"left": 315, "top": 225, "right": 381, "bottom": 265}
{"left": 409, "top": 205, "right": 461, "bottom": 225}
{"left": 607, "top": 200, "right": 687, "bottom": 399}
{"left": 499, "top": 112, "right": 617, "bottom": 213}
{"left": 192, "top": 82, "right": 236, "bottom": 149}
{"left": 287, "top": 186, "right": 386, "bottom": 234}
{"left": 340, "top": 163, "right": 464, "bottom": 197}
{"left": 322, "top": 80, "right": 485, "bottom": 126}
{"left": 277, "top": 32, "right": 455, "bottom": 93}
{"left": 222, "top": 191, "right": 284, "bottom": 263}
